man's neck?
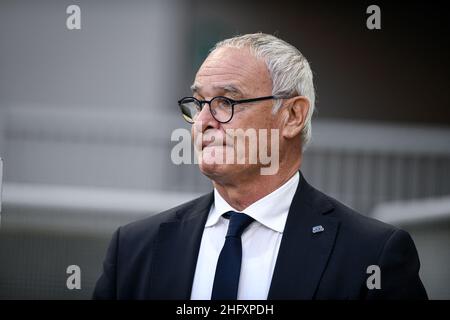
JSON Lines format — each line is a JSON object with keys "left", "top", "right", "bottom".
{"left": 212, "top": 166, "right": 300, "bottom": 211}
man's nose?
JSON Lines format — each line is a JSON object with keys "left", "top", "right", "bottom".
{"left": 195, "top": 103, "right": 220, "bottom": 131}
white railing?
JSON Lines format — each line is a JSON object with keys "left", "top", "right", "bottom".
{"left": 372, "top": 196, "right": 450, "bottom": 225}
{"left": 1, "top": 183, "right": 201, "bottom": 234}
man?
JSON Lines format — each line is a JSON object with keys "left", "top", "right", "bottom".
{"left": 93, "top": 33, "right": 427, "bottom": 300}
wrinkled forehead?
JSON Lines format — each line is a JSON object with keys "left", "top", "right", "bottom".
{"left": 193, "top": 47, "right": 272, "bottom": 97}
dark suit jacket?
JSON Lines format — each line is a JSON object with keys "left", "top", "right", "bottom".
{"left": 93, "top": 172, "right": 428, "bottom": 300}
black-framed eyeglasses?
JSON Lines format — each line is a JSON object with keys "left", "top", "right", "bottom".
{"left": 177, "top": 95, "right": 286, "bottom": 124}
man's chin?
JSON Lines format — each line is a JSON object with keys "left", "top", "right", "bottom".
{"left": 198, "top": 161, "right": 247, "bottom": 183}
{"left": 198, "top": 161, "right": 228, "bottom": 178}
{"left": 196, "top": 147, "right": 251, "bottom": 179}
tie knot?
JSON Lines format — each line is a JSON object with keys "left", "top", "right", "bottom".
{"left": 223, "top": 211, "right": 254, "bottom": 238}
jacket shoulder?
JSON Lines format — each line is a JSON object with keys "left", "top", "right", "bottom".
{"left": 315, "top": 188, "right": 400, "bottom": 246}
{"left": 311, "top": 187, "right": 427, "bottom": 299}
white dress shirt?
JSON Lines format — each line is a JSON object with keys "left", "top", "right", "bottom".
{"left": 190, "top": 172, "right": 300, "bottom": 300}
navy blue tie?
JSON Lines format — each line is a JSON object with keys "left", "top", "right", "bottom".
{"left": 211, "top": 211, "right": 255, "bottom": 300}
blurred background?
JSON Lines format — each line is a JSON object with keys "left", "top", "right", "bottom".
{"left": 0, "top": 0, "right": 449, "bottom": 299}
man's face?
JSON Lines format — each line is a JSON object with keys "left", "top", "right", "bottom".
{"left": 191, "top": 46, "right": 282, "bottom": 182}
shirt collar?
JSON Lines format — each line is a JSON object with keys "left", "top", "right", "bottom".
{"left": 205, "top": 172, "right": 299, "bottom": 233}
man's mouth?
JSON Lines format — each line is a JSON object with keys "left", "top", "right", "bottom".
{"left": 197, "top": 131, "right": 223, "bottom": 149}
{"left": 202, "top": 139, "right": 227, "bottom": 149}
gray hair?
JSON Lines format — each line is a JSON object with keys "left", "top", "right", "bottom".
{"left": 211, "top": 33, "right": 315, "bottom": 151}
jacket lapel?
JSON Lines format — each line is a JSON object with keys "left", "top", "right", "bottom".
{"left": 148, "top": 192, "right": 213, "bottom": 299}
{"left": 268, "top": 172, "right": 340, "bottom": 299}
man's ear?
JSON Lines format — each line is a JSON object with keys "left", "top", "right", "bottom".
{"left": 281, "top": 96, "right": 310, "bottom": 139}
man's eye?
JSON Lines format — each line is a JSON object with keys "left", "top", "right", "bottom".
{"left": 218, "top": 99, "right": 230, "bottom": 107}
